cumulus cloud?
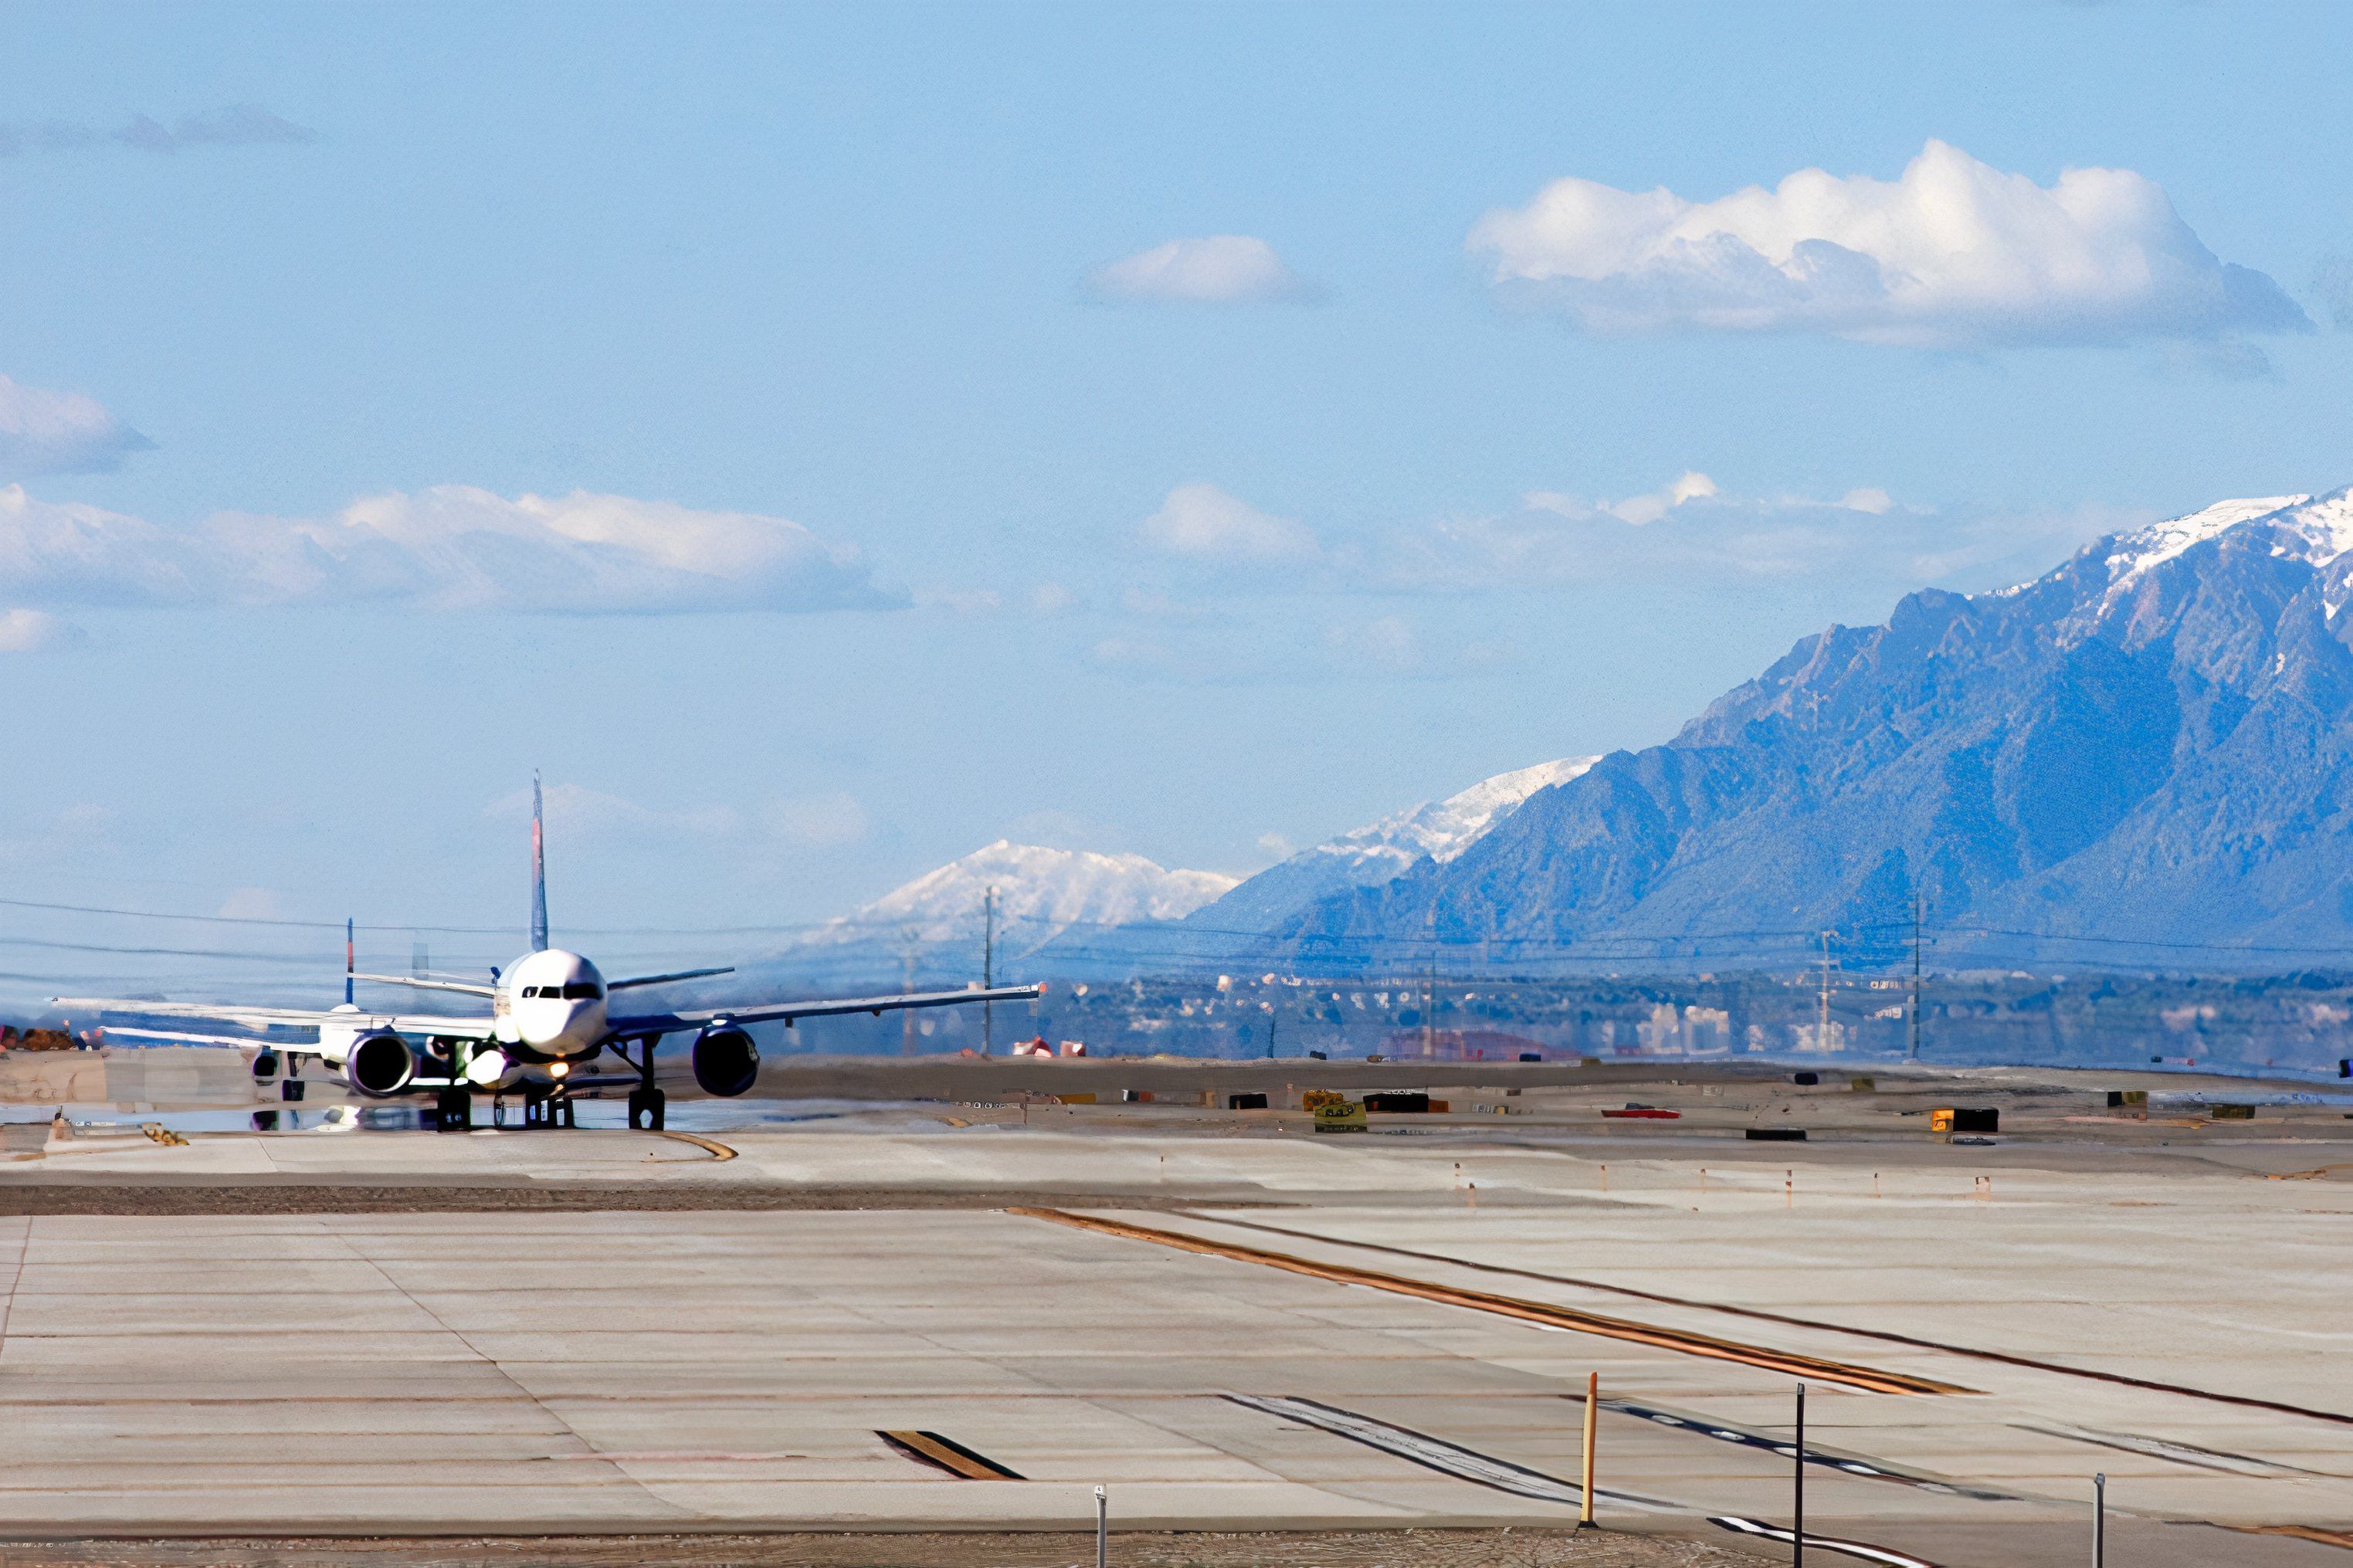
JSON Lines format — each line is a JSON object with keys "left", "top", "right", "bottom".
{"left": 1467, "top": 140, "right": 2308, "bottom": 349}
{"left": 0, "top": 608, "right": 76, "bottom": 652}
{"left": 0, "top": 375, "right": 152, "bottom": 478}
{"left": 0, "top": 483, "right": 901, "bottom": 613}
{"left": 1085, "top": 235, "right": 1311, "bottom": 304}
{"left": 1136, "top": 483, "right": 1319, "bottom": 562}
{"left": 0, "top": 105, "right": 315, "bottom": 157}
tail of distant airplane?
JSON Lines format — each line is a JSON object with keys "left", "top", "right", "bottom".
{"left": 530, "top": 772, "right": 550, "bottom": 953}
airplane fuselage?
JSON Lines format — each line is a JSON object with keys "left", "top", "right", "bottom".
{"left": 493, "top": 948, "right": 610, "bottom": 1059}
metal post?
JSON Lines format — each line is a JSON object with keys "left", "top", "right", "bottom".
{"left": 983, "top": 886, "right": 996, "bottom": 1057}
{"left": 2093, "top": 1473, "right": 2105, "bottom": 1566}
{"left": 1095, "top": 1485, "right": 1107, "bottom": 1568}
{"left": 1908, "top": 894, "right": 1924, "bottom": 1060}
{"left": 1793, "top": 1383, "right": 1805, "bottom": 1567}
{"left": 1578, "top": 1370, "right": 1599, "bottom": 1528}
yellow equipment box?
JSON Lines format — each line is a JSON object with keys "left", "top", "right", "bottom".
{"left": 1312, "top": 1100, "right": 1368, "bottom": 1134}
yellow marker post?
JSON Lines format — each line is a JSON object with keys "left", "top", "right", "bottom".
{"left": 1579, "top": 1370, "right": 1599, "bottom": 1527}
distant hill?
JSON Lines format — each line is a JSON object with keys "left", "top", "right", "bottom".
{"left": 1270, "top": 488, "right": 2353, "bottom": 970}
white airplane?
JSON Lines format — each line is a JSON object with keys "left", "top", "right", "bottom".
{"left": 56, "top": 780, "right": 1043, "bottom": 1129}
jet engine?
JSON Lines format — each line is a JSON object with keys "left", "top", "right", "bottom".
{"left": 691, "top": 1023, "right": 760, "bottom": 1097}
{"left": 344, "top": 1031, "right": 418, "bottom": 1097}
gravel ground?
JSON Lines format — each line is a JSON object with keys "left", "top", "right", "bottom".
{"left": 0, "top": 1532, "right": 1768, "bottom": 1568}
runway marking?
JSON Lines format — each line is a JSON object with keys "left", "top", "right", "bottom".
{"left": 878, "top": 1429, "right": 1023, "bottom": 1479}
{"left": 655, "top": 1130, "right": 736, "bottom": 1160}
{"left": 1015, "top": 1208, "right": 1969, "bottom": 1395}
{"left": 1225, "top": 1394, "right": 1676, "bottom": 1512}
{"left": 1595, "top": 1397, "right": 2016, "bottom": 1501}
{"left": 1179, "top": 1209, "right": 2353, "bottom": 1429}
{"left": 1711, "top": 1516, "right": 1941, "bottom": 1566}
{"left": 2022, "top": 1422, "right": 2339, "bottom": 1478}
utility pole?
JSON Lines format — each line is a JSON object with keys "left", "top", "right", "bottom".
{"left": 982, "top": 886, "right": 996, "bottom": 1058}
{"left": 900, "top": 925, "right": 921, "bottom": 1056}
{"left": 1422, "top": 962, "right": 1435, "bottom": 1059}
{"left": 1909, "top": 894, "right": 1924, "bottom": 1062}
{"left": 1816, "top": 931, "right": 1836, "bottom": 1052}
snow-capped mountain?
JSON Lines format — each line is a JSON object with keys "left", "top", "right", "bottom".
{"left": 714, "top": 839, "right": 1238, "bottom": 990}
{"left": 805, "top": 840, "right": 1236, "bottom": 954}
{"left": 1194, "top": 757, "right": 1598, "bottom": 930}
{"left": 1271, "top": 484, "right": 2353, "bottom": 967}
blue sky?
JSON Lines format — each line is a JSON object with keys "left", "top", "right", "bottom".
{"left": 4, "top": 0, "right": 2353, "bottom": 974}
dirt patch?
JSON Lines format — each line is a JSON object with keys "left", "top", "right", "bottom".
{"left": 0, "top": 1531, "right": 1766, "bottom": 1568}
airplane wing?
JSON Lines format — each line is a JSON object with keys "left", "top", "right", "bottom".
{"left": 608, "top": 982, "right": 1045, "bottom": 1036}
{"left": 352, "top": 974, "right": 499, "bottom": 998}
{"left": 51, "top": 996, "right": 500, "bottom": 1040}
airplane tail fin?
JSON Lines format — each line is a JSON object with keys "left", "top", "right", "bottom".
{"left": 531, "top": 772, "right": 550, "bottom": 953}
{"left": 345, "top": 917, "right": 355, "bottom": 1005}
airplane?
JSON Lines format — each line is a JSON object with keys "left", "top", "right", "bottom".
{"left": 53, "top": 779, "right": 1043, "bottom": 1130}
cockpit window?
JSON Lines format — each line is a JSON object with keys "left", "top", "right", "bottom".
{"left": 520, "top": 986, "right": 539, "bottom": 998}
{"left": 561, "top": 981, "right": 603, "bottom": 1001}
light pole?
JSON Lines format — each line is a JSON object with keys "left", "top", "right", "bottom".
{"left": 2093, "top": 1473, "right": 2105, "bottom": 1566}
{"left": 1792, "top": 1383, "right": 1805, "bottom": 1568}
{"left": 1095, "top": 1484, "right": 1107, "bottom": 1568}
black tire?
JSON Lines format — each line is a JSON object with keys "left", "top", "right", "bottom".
{"left": 628, "top": 1088, "right": 666, "bottom": 1130}
{"left": 436, "top": 1089, "right": 470, "bottom": 1131}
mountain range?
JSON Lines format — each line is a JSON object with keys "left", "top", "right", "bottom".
{"left": 1265, "top": 487, "right": 2353, "bottom": 970}
{"left": 775, "top": 485, "right": 2353, "bottom": 983}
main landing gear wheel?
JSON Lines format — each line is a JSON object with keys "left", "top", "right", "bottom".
{"left": 628, "top": 1088, "right": 666, "bottom": 1131}
{"left": 435, "top": 1088, "right": 470, "bottom": 1131}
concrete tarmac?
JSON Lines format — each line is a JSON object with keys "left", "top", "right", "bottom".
{"left": 0, "top": 1101, "right": 2345, "bottom": 1565}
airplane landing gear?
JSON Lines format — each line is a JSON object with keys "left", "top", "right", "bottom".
{"left": 435, "top": 1088, "right": 470, "bottom": 1131}
{"left": 628, "top": 1087, "right": 666, "bottom": 1131}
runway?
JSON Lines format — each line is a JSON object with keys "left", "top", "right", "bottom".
{"left": 0, "top": 1102, "right": 2346, "bottom": 1565}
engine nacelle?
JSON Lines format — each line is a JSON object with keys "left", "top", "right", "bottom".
{"left": 691, "top": 1024, "right": 759, "bottom": 1097}
{"left": 344, "top": 1031, "right": 418, "bottom": 1098}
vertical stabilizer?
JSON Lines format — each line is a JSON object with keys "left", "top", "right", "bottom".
{"left": 531, "top": 772, "right": 550, "bottom": 953}
{"left": 344, "top": 917, "right": 354, "bottom": 1006}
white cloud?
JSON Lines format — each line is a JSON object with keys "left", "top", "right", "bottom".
{"left": 1137, "top": 482, "right": 1319, "bottom": 562}
{"left": 0, "top": 106, "right": 315, "bottom": 157}
{"left": 488, "top": 783, "right": 739, "bottom": 841}
{"left": 1323, "top": 613, "right": 1422, "bottom": 673}
{"left": 0, "top": 483, "right": 901, "bottom": 613}
{"left": 1524, "top": 470, "right": 1720, "bottom": 526}
{"left": 1371, "top": 482, "right": 2126, "bottom": 596}
{"left": 0, "top": 375, "right": 152, "bottom": 478}
{"left": 215, "top": 887, "right": 284, "bottom": 920}
{"left": 487, "top": 784, "right": 870, "bottom": 855}
{"left": 1085, "top": 235, "right": 1310, "bottom": 304}
{"left": 760, "top": 792, "right": 871, "bottom": 850}
{"left": 1466, "top": 140, "right": 2309, "bottom": 348}
{"left": 0, "top": 608, "right": 77, "bottom": 652}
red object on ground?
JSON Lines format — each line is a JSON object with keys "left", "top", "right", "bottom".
{"left": 1600, "top": 1108, "right": 1682, "bottom": 1119}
